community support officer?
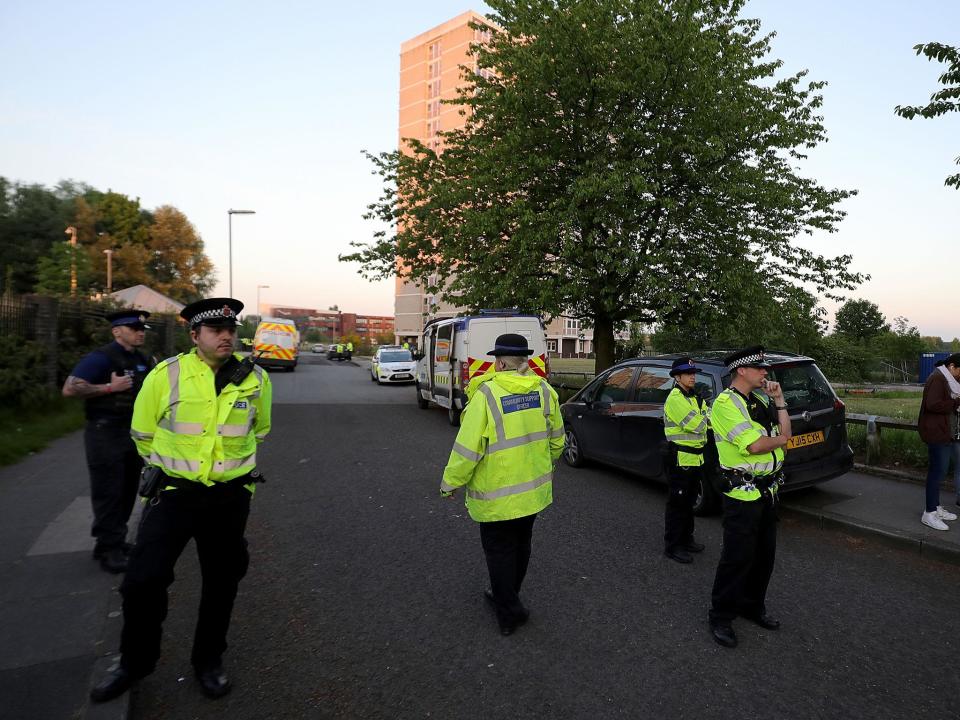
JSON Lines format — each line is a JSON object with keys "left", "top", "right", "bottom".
{"left": 708, "top": 346, "right": 791, "bottom": 649}
{"left": 62, "top": 310, "right": 154, "bottom": 573}
{"left": 91, "top": 298, "right": 272, "bottom": 703}
{"left": 441, "top": 333, "right": 564, "bottom": 636}
{"left": 662, "top": 357, "right": 710, "bottom": 564}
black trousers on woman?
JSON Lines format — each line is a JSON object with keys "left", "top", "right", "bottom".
{"left": 479, "top": 513, "right": 537, "bottom": 628}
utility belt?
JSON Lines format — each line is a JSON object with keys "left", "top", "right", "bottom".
{"left": 667, "top": 441, "right": 705, "bottom": 456}
{"left": 717, "top": 468, "right": 784, "bottom": 494}
{"left": 139, "top": 465, "right": 266, "bottom": 502}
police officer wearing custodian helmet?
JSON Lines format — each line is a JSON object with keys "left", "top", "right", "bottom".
{"left": 63, "top": 310, "right": 155, "bottom": 574}
{"left": 662, "top": 357, "right": 710, "bottom": 564}
{"left": 90, "top": 298, "right": 272, "bottom": 703}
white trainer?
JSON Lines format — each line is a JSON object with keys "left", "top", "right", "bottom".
{"left": 922, "top": 511, "right": 950, "bottom": 531}
{"left": 936, "top": 506, "right": 958, "bottom": 521}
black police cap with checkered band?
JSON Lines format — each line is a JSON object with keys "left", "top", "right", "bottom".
{"left": 180, "top": 297, "right": 244, "bottom": 328}
{"left": 723, "top": 345, "right": 772, "bottom": 371}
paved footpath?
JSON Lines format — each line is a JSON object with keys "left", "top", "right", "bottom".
{"left": 0, "top": 431, "right": 137, "bottom": 720}
{"left": 2, "top": 376, "right": 959, "bottom": 718}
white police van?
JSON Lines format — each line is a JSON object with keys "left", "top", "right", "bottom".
{"left": 415, "top": 310, "right": 549, "bottom": 425}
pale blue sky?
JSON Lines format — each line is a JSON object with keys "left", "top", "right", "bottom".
{"left": 1, "top": 1, "right": 957, "bottom": 336}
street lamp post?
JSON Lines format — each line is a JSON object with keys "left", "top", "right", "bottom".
{"left": 256, "top": 284, "right": 270, "bottom": 320}
{"left": 103, "top": 249, "right": 114, "bottom": 293}
{"left": 65, "top": 226, "right": 78, "bottom": 297}
{"left": 227, "top": 209, "right": 256, "bottom": 297}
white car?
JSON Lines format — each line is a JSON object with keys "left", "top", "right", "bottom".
{"left": 371, "top": 348, "right": 416, "bottom": 384}
{"left": 311, "top": 344, "right": 326, "bottom": 353}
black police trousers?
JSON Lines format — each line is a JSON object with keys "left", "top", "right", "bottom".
{"left": 84, "top": 419, "right": 141, "bottom": 552}
{"left": 664, "top": 464, "right": 700, "bottom": 552}
{"left": 119, "top": 481, "right": 251, "bottom": 675}
{"left": 709, "top": 492, "right": 777, "bottom": 625}
{"left": 479, "top": 513, "right": 537, "bottom": 627}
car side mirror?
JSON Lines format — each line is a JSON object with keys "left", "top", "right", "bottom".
{"left": 413, "top": 352, "right": 423, "bottom": 361}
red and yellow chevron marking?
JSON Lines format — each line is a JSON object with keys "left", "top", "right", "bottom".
{"left": 255, "top": 343, "right": 294, "bottom": 361}
{"left": 258, "top": 323, "right": 296, "bottom": 333}
{"left": 528, "top": 353, "right": 548, "bottom": 377}
{"left": 467, "top": 357, "right": 494, "bottom": 380}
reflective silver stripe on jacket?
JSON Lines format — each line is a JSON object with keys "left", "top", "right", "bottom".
{"left": 148, "top": 452, "right": 200, "bottom": 473}
{"left": 215, "top": 454, "right": 256, "bottom": 471}
{"left": 670, "top": 432, "right": 706, "bottom": 443}
{"left": 131, "top": 429, "right": 154, "bottom": 441}
{"left": 453, "top": 442, "right": 483, "bottom": 463}
{"left": 479, "top": 383, "right": 507, "bottom": 444}
{"left": 218, "top": 424, "right": 250, "bottom": 437}
{"left": 165, "top": 358, "right": 183, "bottom": 430}
{"left": 440, "top": 480, "right": 458, "bottom": 493}
{"left": 479, "top": 382, "right": 554, "bottom": 455}
{"left": 488, "top": 430, "right": 552, "bottom": 453}
{"left": 722, "top": 391, "right": 770, "bottom": 442}
{"left": 466, "top": 471, "right": 553, "bottom": 501}
{"left": 723, "top": 420, "right": 755, "bottom": 442}
{"left": 158, "top": 418, "right": 205, "bottom": 435}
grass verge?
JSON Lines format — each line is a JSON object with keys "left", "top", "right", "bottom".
{"left": 0, "top": 397, "right": 85, "bottom": 467}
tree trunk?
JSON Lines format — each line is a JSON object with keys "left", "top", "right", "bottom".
{"left": 593, "top": 314, "right": 616, "bottom": 374}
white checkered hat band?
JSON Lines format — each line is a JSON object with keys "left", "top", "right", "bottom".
{"left": 728, "top": 352, "right": 765, "bottom": 370}
{"left": 191, "top": 306, "right": 237, "bottom": 325}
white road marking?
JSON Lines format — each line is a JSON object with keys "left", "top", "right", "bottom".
{"left": 27, "top": 496, "right": 144, "bottom": 556}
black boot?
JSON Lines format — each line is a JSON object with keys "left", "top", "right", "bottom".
{"left": 98, "top": 548, "right": 128, "bottom": 574}
{"left": 90, "top": 665, "right": 139, "bottom": 703}
{"left": 195, "top": 663, "right": 232, "bottom": 699}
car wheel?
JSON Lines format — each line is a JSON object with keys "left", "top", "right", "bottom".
{"left": 563, "top": 426, "right": 586, "bottom": 467}
{"left": 693, "top": 469, "right": 720, "bottom": 516}
{"left": 416, "top": 383, "right": 430, "bottom": 409}
{"left": 448, "top": 406, "right": 461, "bottom": 426}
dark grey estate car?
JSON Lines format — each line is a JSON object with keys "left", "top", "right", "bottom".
{"left": 560, "top": 351, "right": 854, "bottom": 514}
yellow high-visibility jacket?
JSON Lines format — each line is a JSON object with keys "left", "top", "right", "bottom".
{"left": 131, "top": 349, "right": 272, "bottom": 487}
{"left": 712, "top": 388, "right": 784, "bottom": 501}
{"left": 663, "top": 386, "right": 710, "bottom": 467}
{"left": 441, "top": 370, "right": 564, "bottom": 522}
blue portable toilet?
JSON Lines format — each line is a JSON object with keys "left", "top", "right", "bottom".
{"left": 919, "top": 352, "right": 951, "bottom": 383}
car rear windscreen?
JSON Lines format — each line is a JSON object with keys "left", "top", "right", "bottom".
{"left": 767, "top": 363, "right": 834, "bottom": 410}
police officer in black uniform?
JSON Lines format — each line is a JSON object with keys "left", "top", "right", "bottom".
{"left": 63, "top": 310, "right": 154, "bottom": 573}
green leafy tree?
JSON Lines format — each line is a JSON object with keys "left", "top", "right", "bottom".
{"left": 895, "top": 42, "right": 960, "bottom": 188}
{"left": 35, "top": 242, "right": 93, "bottom": 297}
{"left": 345, "top": 0, "right": 865, "bottom": 372}
{"left": 147, "top": 206, "right": 215, "bottom": 302}
{"left": 0, "top": 180, "right": 76, "bottom": 294}
{"left": 652, "top": 283, "right": 825, "bottom": 355}
{"left": 816, "top": 334, "right": 868, "bottom": 382}
{"left": 833, "top": 299, "right": 888, "bottom": 343}
{"left": 879, "top": 316, "right": 926, "bottom": 366}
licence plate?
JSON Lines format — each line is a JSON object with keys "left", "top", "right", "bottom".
{"left": 393, "top": 373, "right": 411, "bottom": 379}
{"left": 787, "top": 430, "right": 824, "bottom": 450}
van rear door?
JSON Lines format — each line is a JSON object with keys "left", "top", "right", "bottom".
{"left": 431, "top": 322, "right": 454, "bottom": 407}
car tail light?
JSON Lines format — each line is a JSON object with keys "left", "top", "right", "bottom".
{"left": 460, "top": 361, "right": 469, "bottom": 387}
{"left": 834, "top": 398, "right": 845, "bottom": 412}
